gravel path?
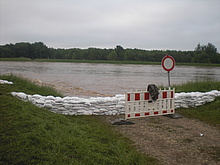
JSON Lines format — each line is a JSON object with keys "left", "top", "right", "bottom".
{"left": 100, "top": 115, "right": 220, "bottom": 165}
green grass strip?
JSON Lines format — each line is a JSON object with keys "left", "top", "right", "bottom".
{"left": 0, "top": 74, "right": 62, "bottom": 97}
{"left": 177, "top": 97, "right": 220, "bottom": 128}
{"left": 173, "top": 80, "right": 220, "bottom": 127}
{"left": 173, "top": 80, "right": 220, "bottom": 93}
{"left": 0, "top": 57, "right": 32, "bottom": 61}
{"left": 0, "top": 75, "right": 158, "bottom": 165}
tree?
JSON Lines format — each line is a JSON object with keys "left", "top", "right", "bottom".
{"left": 204, "top": 43, "right": 217, "bottom": 54}
{"left": 29, "top": 42, "right": 50, "bottom": 59}
{"left": 0, "top": 41, "right": 219, "bottom": 64}
{"left": 14, "top": 42, "right": 30, "bottom": 58}
{"left": 0, "top": 46, "right": 14, "bottom": 58}
{"left": 115, "top": 45, "right": 125, "bottom": 61}
{"left": 70, "top": 48, "right": 84, "bottom": 60}
{"left": 194, "top": 43, "right": 219, "bottom": 63}
{"left": 107, "top": 51, "right": 117, "bottom": 60}
{"left": 195, "top": 43, "right": 203, "bottom": 52}
{"left": 193, "top": 52, "right": 210, "bottom": 63}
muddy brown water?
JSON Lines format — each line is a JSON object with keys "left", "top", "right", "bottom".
{"left": 1, "top": 61, "right": 220, "bottom": 96}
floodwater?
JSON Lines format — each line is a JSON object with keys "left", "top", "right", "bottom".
{"left": 0, "top": 61, "right": 220, "bottom": 96}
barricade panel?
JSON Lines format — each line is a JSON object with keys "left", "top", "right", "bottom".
{"left": 125, "top": 88, "right": 175, "bottom": 119}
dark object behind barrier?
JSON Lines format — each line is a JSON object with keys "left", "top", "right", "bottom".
{"left": 110, "top": 118, "right": 135, "bottom": 125}
{"left": 165, "top": 113, "right": 182, "bottom": 119}
{"left": 147, "top": 84, "right": 159, "bottom": 101}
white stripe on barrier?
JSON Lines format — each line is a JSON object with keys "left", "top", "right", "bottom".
{"left": 125, "top": 88, "right": 175, "bottom": 119}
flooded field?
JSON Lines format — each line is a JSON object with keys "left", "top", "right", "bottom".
{"left": 1, "top": 61, "right": 220, "bottom": 96}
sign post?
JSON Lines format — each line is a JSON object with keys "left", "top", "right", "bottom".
{"left": 161, "top": 54, "right": 175, "bottom": 87}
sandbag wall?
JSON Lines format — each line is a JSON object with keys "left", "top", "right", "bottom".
{"left": 10, "top": 90, "right": 220, "bottom": 116}
{"left": 174, "top": 90, "right": 220, "bottom": 108}
{"left": 2, "top": 79, "right": 220, "bottom": 115}
{"left": 11, "top": 92, "right": 125, "bottom": 115}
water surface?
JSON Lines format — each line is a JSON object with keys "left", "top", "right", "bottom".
{"left": 0, "top": 61, "right": 219, "bottom": 96}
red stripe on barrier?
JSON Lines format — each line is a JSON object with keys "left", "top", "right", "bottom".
{"left": 145, "top": 112, "right": 150, "bottom": 116}
{"left": 127, "top": 94, "right": 130, "bottom": 101}
{"left": 127, "top": 114, "right": 130, "bottom": 118}
{"left": 171, "top": 110, "right": 174, "bottom": 113}
{"left": 154, "top": 112, "right": 159, "bottom": 115}
{"left": 144, "top": 93, "right": 149, "bottom": 100}
{"left": 135, "top": 93, "right": 140, "bottom": 101}
{"left": 163, "top": 110, "right": 167, "bottom": 113}
{"left": 135, "top": 113, "right": 140, "bottom": 117}
{"left": 171, "top": 91, "right": 174, "bottom": 98}
{"left": 163, "top": 92, "right": 167, "bottom": 98}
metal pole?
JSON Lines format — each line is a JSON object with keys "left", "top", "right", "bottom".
{"left": 168, "top": 71, "right": 171, "bottom": 88}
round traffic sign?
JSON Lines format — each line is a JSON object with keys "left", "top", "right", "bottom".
{"left": 161, "top": 55, "right": 175, "bottom": 72}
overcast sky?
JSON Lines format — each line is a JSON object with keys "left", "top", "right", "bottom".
{"left": 1, "top": 0, "right": 220, "bottom": 51}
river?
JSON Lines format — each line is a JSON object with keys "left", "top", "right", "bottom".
{"left": 0, "top": 61, "right": 220, "bottom": 96}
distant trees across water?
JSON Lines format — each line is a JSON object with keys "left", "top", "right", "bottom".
{"left": 0, "top": 42, "right": 219, "bottom": 64}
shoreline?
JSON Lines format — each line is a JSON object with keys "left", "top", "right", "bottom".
{"left": 1, "top": 58, "right": 220, "bottom": 67}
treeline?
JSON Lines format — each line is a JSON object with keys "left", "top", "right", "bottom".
{"left": 0, "top": 42, "right": 219, "bottom": 63}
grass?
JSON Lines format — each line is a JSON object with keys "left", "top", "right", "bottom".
{"left": 173, "top": 80, "right": 220, "bottom": 93}
{"left": 177, "top": 62, "right": 220, "bottom": 67}
{"left": 176, "top": 97, "right": 220, "bottom": 127}
{"left": 174, "top": 80, "right": 220, "bottom": 128}
{"left": 0, "top": 58, "right": 160, "bottom": 65}
{"left": 0, "top": 57, "right": 32, "bottom": 61}
{"left": 35, "top": 59, "right": 161, "bottom": 65}
{"left": 0, "top": 75, "right": 158, "bottom": 165}
{"left": 0, "top": 74, "right": 62, "bottom": 97}
{"left": 1, "top": 58, "right": 220, "bottom": 67}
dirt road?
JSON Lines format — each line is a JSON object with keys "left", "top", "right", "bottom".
{"left": 101, "top": 115, "right": 220, "bottom": 165}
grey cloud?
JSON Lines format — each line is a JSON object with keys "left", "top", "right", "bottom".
{"left": 0, "top": 0, "right": 220, "bottom": 51}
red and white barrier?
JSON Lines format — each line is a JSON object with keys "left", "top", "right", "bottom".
{"left": 125, "top": 88, "right": 175, "bottom": 119}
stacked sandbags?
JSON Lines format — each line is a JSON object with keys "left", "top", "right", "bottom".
{"left": 11, "top": 92, "right": 125, "bottom": 115}
{"left": 11, "top": 90, "right": 220, "bottom": 115}
{"left": 175, "top": 90, "right": 220, "bottom": 108}
{"left": 0, "top": 79, "right": 13, "bottom": 84}
{"left": 5, "top": 79, "right": 220, "bottom": 113}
